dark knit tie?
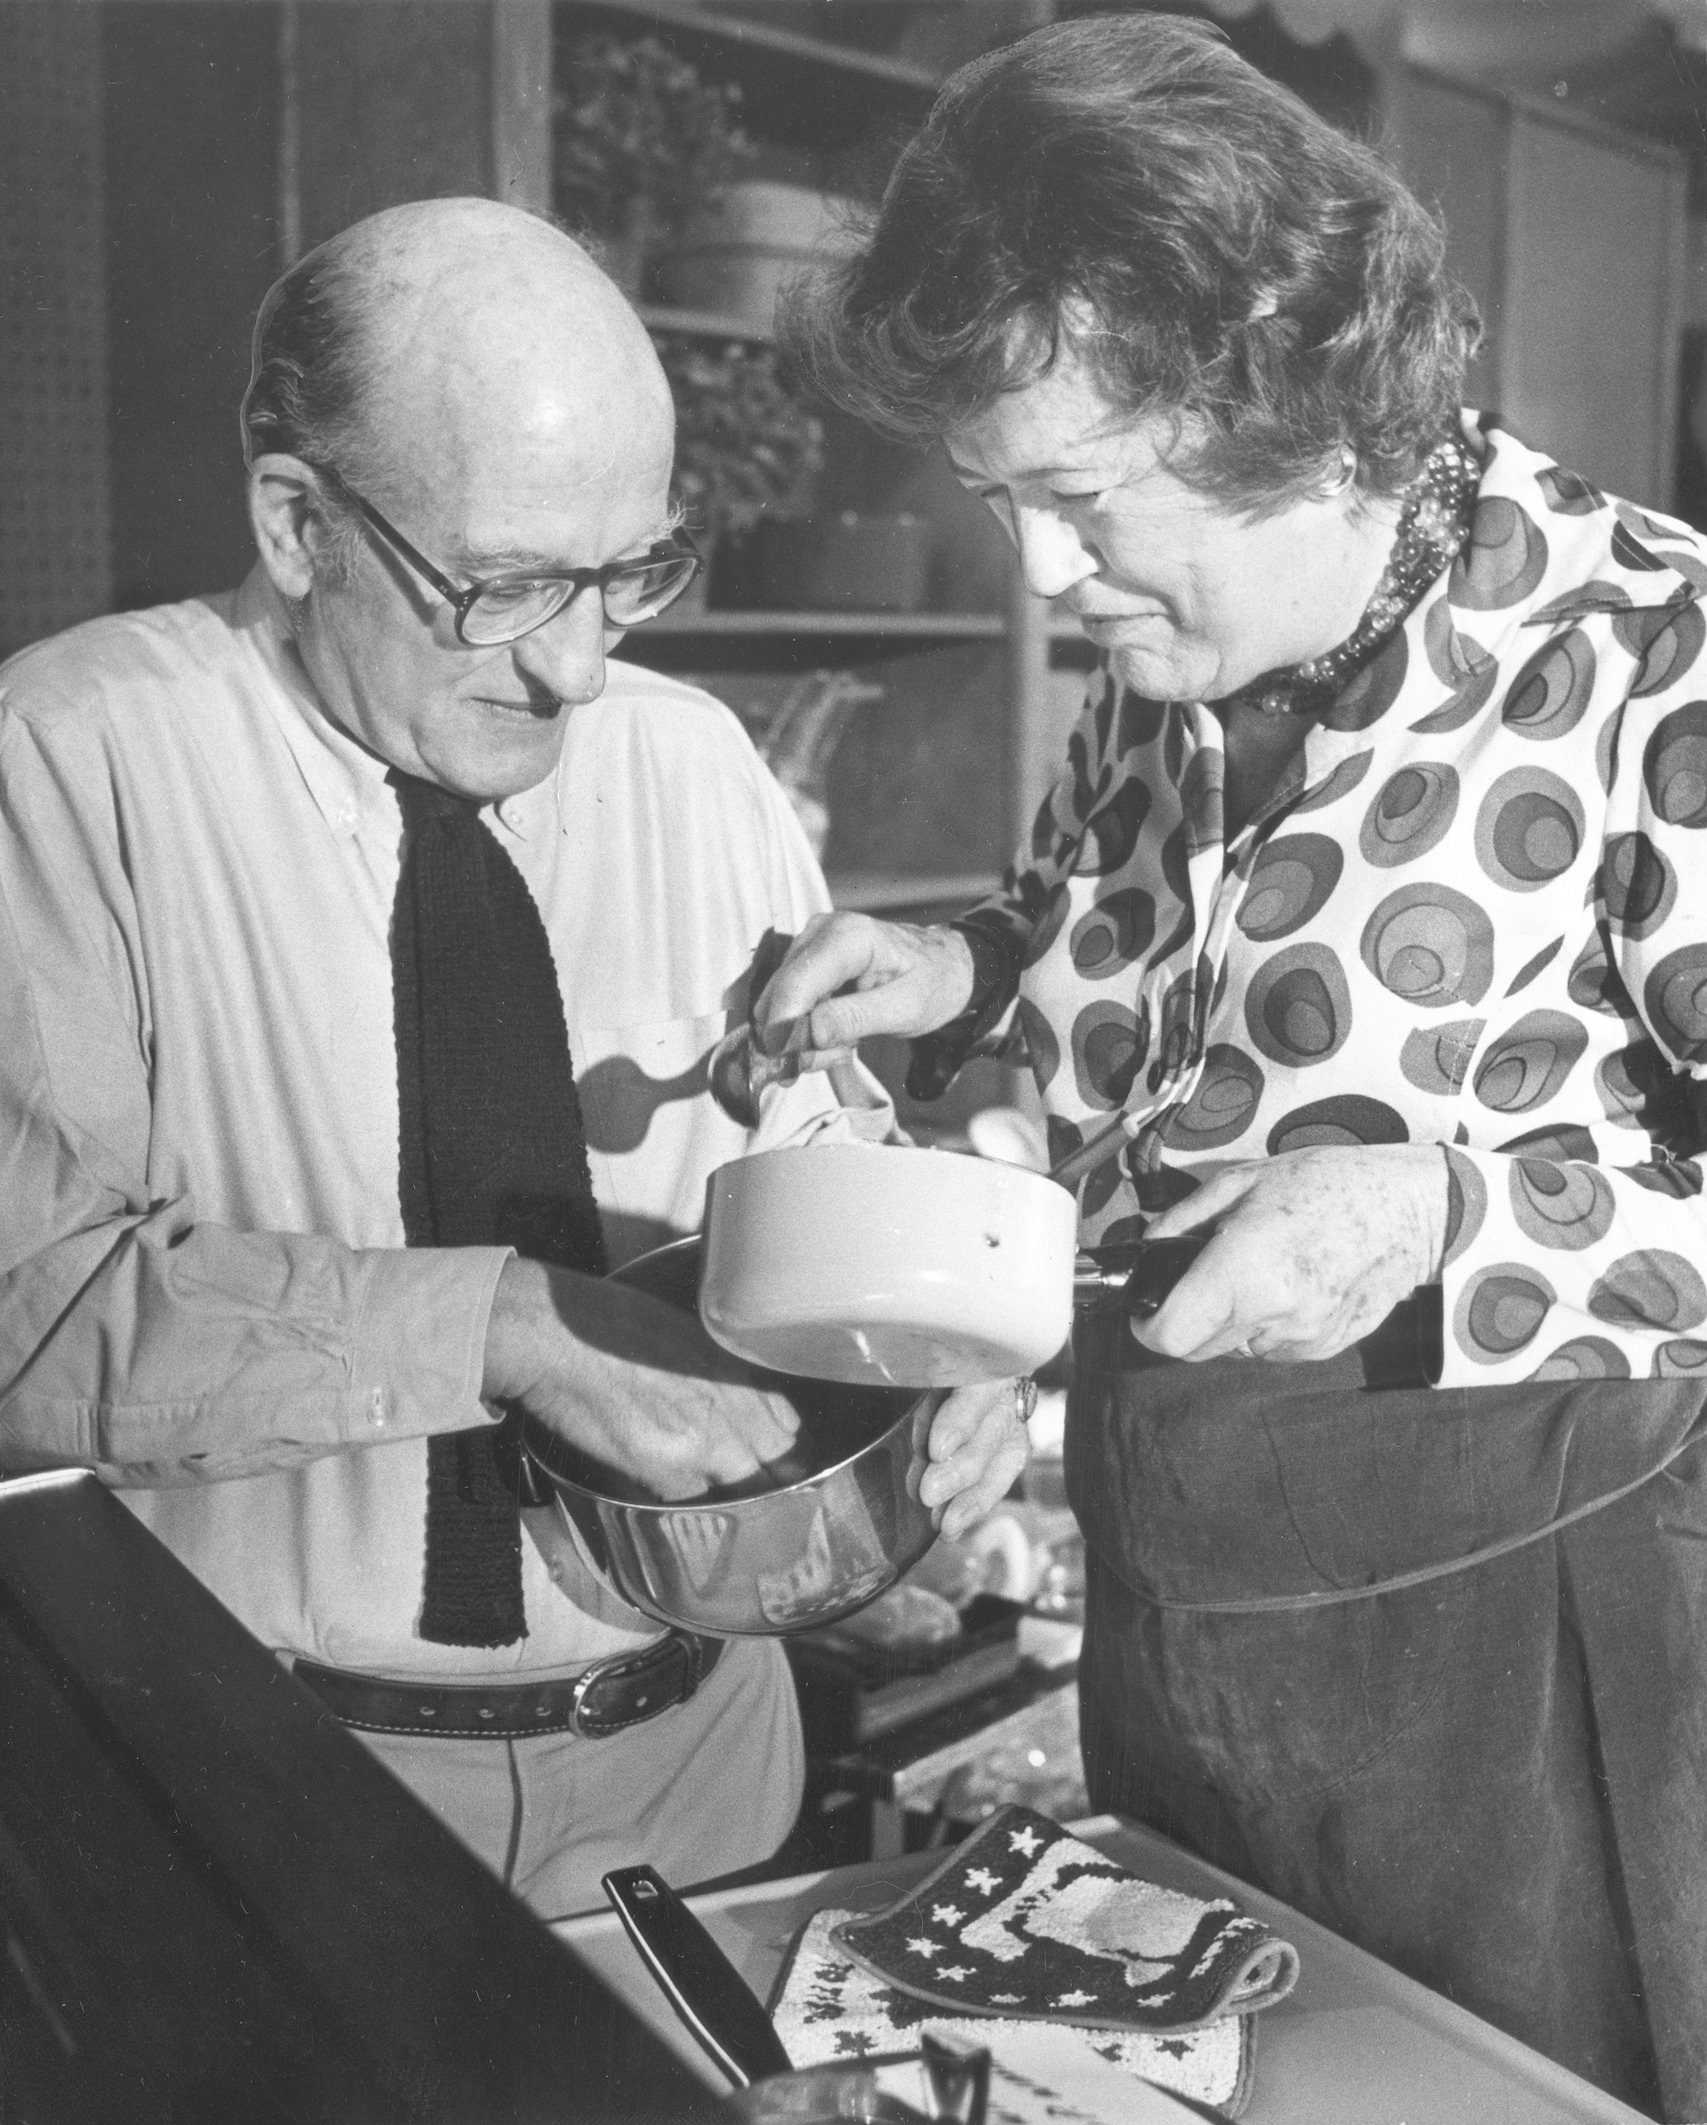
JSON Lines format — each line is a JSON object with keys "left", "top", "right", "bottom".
{"left": 389, "top": 771, "right": 608, "bottom": 1647}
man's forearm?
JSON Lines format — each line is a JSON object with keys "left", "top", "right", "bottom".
{"left": 0, "top": 1205, "right": 506, "bottom": 1485}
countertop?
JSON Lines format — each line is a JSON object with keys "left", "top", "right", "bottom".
{"left": 555, "top": 1813, "right": 1652, "bottom": 2124}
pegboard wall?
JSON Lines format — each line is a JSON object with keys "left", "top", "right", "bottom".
{"left": 0, "top": 6, "right": 113, "bottom": 663}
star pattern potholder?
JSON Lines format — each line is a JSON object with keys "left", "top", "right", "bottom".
{"left": 829, "top": 1807, "right": 1298, "bottom": 2033}
{"left": 771, "top": 1908, "right": 1253, "bottom": 2118}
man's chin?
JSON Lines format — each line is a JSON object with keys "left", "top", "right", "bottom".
{"left": 426, "top": 719, "right": 572, "bottom": 805}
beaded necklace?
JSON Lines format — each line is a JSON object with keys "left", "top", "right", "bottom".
{"left": 1219, "top": 431, "right": 1480, "bottom": 718}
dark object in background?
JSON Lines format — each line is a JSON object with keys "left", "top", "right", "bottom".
{"left": 723, "top": 513, "right": 932, "bottom": 612}
{"left": 787, "top": 1594, "right": 1027, "bottom": 1752}
{"left": 0, "top": 1469, "right": 716, "bottom": 2125}
{"left": 1676, "top": 326, "right": 1707, "bottom": 534}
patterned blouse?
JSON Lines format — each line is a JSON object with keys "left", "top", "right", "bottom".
{"left": 970, "top": 415, "right": 1707, "bottom": 1389}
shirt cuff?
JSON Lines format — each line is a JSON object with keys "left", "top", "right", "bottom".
{"left": 904, "top": 914, "right": 1027, "bottom": 1102}
{"left": 348, "top": 1246, "right": 512, "bottom": 1442}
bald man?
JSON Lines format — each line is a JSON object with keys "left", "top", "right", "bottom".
{"left": 0, "top": 200, "right": 1026, "bottom": 1915}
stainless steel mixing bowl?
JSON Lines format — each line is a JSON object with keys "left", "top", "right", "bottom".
{"left": 519, "top": 1237, "right": 942, "bottom": 1637}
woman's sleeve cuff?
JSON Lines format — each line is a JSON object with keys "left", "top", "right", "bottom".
{"left": 904, "top": 915, "right": 1028, "bottom": 1102}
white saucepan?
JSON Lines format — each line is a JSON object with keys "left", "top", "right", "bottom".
{"left": 699, "top": 1141, "right": 1080, "bottom": 1389}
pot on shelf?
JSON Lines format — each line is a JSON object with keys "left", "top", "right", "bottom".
{"left": 656, "top": 179, "right": 858, "bottom": 336}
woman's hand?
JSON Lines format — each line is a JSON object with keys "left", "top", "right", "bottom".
{"left": 1132, "top": 1144, "right": 1449, "bottom": 1364}
{"left": 917, "top": 1378, "right": 1031, "bottom": 1540}
{"left": 752, "top": 912, "right": 976, "bottom": 1068}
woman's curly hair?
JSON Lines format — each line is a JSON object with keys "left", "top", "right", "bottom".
{"left": 784, "top": 13, "right": 1479, "bottom": 510}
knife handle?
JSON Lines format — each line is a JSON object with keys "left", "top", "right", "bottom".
{"left": 602, "top": 1865, "right": 794, "bottom": 2090}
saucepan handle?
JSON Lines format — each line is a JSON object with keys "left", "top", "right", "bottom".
{"left": 1073, "top": 1232, "right": 1210, "bottom": 1316}
{"left": 1074, "top": 1234, "right": 1443, "bottom": 1389}
{"left": 603, "top": 1865, "right": 794, "bottom": 2089}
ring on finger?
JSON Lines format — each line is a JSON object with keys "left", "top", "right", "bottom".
{"left": 1013, "top": 1375, "right": 1039, "bottom": 1425}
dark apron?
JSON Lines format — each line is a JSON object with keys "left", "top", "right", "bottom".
{"left": 1067, "top": 1305, "right": 1707, "bottom": 2123}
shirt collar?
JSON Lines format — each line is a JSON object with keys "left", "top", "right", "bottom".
{"left": 236, "top": 567, "right": 396, "bottom": 842}
{"left": 234, "top": 566, "right": 563, "bottom": 844}
{"left": 1449, "top": 412, "right": 1704, "bottom": 636}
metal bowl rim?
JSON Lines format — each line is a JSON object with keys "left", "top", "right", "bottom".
{"left": 517, "top": 1388, "right": 930, "bottom": 1520}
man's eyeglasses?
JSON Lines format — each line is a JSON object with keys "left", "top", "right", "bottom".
{"left": 321, "top": 470, "right": 701, "bottom": 647}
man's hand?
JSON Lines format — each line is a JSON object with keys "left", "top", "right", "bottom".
{"left": 753, "top": 912, "right": 975, "bottom": 1067}
{"left": 1133, "top": 1144, "right": 1449, "bottom": 1364}
{"left": 918, "top": 1378, "right": 1031, "bottom": 1541}
{"left": 483, "top": 1259, "right": 802, "bottom": 1499}
{"left": 483, "top": 1261, "right": 1029, "bottom": 1521}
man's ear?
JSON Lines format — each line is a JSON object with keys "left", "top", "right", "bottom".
{"left": 247, "top": 453, "right": 323, "bottom": 601}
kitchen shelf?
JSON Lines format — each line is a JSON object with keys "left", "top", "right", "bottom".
{"left": 557, "top": 0, "right": 1064, "bottom": 854}
{"left": 563, "top": 0, "right": 943, "bottom": 95}
{"left": 640, "top": 303, "right": 773, "bottom": 344}
{"left": 558, "top": 2, "right": 941, "bottom": 155}
{"left": 651, "top": 608, "right": 1003, "bottom": 639}
{"left": 621, "top": 607, "right": 1096, "bottom": 676}
{"left": 622, "top": 607, "right": 1008, "bottom": 672}
{"left": 827, "top": 871, "right": 1000, "bottom": 913}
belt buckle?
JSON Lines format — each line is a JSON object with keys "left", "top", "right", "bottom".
{"left": 567, "top": 1633, "right": 680, "bottom": 1738}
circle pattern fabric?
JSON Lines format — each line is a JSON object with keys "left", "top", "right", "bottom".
{"left": 1509, "top": 1158, "right": 1616, "bottom": 1251}
{"left": 1451, "top": 496, "right": 1549, "bottom": 610}
{"left": 1500, "top": 629, "right": 1597, "bottom": 741}
{"left": 1360, "top": 764, "right": 1459, "bottom": 868}
{"left": 1644, "top": 946, "right": 1707, "bottom": 1064}
{"left": 1587, "top": 1251, "right": 1707, "bottom": 1332}
{"left": 1164, "top": 1044, "right": 1264, "bottom": 1153}
{"left": 1266, "top": 1094, "right": 1408, "bottom": 1156}
{"left": 1643, "top": 703, "right": 1707, "bottom": 827}
{"left": 1455, "top": 1263, "right": 1557, "bottom": 1362}
{"left": 1071, "top": 1000, "right": 1149, "bottom": 1110}
{"left": 1360, "top": 883, "right": 1496, "bottom": 1009}
{"left": 1473, "top": 769, "right": 1585, "bottom": 893}
{"left": 1400, "top": 1018, "right": 1486, "bottom": 1096}
{"left": 1532, "top": 1335, "right": 1631, "bottom": 1381}
{"left": 1623, "top": 602, "right": 1706, "bottom": 696}
{"left": 1654, "top": 1338, "right": 1707, "bottom": 1380}
{"left": 1472, "top": 1011, "right": 1590, "bottom": 1115}
{"left": 1602, "top": 832, "right": 1676, "bottom": 940}
{"left": 995, "top": 416, "right": 1707, "bottom": 1383}
{"left": 1243, "top": 943, "right": 1351, "bottom": 1068}
{"left": 1237, "top": 834, "right": 1344, "bottom": 939}
{"left": 1071, "top": 888, "right": 1156, "bottom": 979}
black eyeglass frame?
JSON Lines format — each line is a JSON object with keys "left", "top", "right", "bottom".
{"left": 319, "top": 469, "right": 701, "bottom": 646}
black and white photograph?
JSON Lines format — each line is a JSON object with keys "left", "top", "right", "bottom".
{"left": 2, "top": 1, "right": 1706, "bottom": 2119}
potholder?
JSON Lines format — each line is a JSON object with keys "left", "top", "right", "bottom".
{"left": 771, "top": 1908, "right": 1254, "bottom": 2118}
{"left": 829, "top": 1806, "right": 1298, "bottom": 2033}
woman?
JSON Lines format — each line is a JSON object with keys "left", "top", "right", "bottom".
{"left": 761, "top": 16, "right": 1707, "bottom": 2119}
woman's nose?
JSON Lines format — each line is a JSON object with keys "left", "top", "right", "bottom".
{"left": 1011, "top": 504, "right": 1097, "bottom": 599}
{"left": 510, "top": 588, "right": 608, "bottom": 704}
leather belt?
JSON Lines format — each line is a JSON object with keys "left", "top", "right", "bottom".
{"left": 292, "top": 1632, "right": 723, "bottom": 1741}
